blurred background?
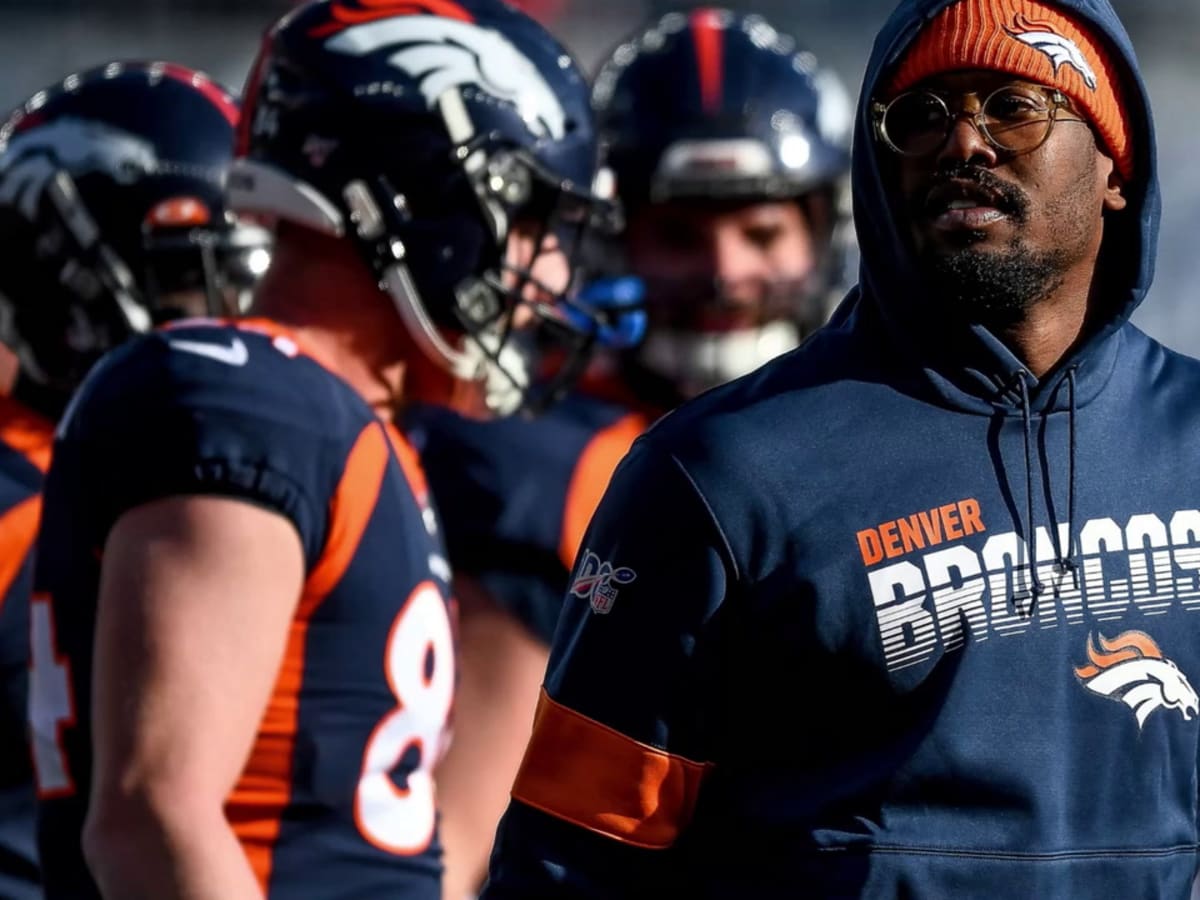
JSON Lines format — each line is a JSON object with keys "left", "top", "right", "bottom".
{"left": 0, "top": 0, "right": 1195, "bottom": 351}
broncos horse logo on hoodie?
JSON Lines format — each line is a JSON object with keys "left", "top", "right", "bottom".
{"left": 1074, "top": 631, "right": 1199, "bottom": 728}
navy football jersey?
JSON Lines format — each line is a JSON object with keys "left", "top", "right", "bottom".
{"left": 410, "top": 393, "right": 649, "bottom": 643}
{"left": 33, "top": 319, "right": 455, "bottom": 899}
{"left": 0, "top": 394, "right": 52, "bottom": 900}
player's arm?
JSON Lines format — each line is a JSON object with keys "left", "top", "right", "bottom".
{"left": 82, "top": 494, "right": 304, "bottom": 900}
{"left": 481, "top": 441, "right": 735, "bottom": 898}
{"left": 436, "top": 574, "right": 551, "bottom": 900}
{"left": 437, "top": 412, "right": 643, "bottom": 900}
{"left": 416, "top": 407, "right": 580, "bottom": 900}
{"left": 436, "top": 578, "right": 546, "bottom": 900}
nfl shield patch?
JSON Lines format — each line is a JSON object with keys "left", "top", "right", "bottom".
{"left": 569, "top": 549, "right": 637, "bottom": 615}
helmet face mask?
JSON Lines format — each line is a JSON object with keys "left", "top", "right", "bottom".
{"left": 141, "top": 206, "right": 273, "bottom": 320}
{"left": 230, "top": 0, "right": 620, "bottom": 417}
{"left": 0, "top": 61, "right": 269, "bottom": 414}
{"left": 0, "top": 171, "right": 140, "bottom": 395}
{"left": 592, "top": 8, "right": 855, "bottom": 400}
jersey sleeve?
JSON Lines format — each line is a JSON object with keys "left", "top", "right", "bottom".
{"left": 55, "top": 330, "right": 347, "bottom": 565}
{"left": 481, "top": 438, "right": 736, "bottom": 897}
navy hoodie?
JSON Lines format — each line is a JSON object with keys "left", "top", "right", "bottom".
{"left": 482, "top": 1, "right": 1200, "bottom": 897}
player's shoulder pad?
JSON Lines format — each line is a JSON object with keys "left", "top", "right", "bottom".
{"left": 60, "top": 319, "right": 373, "bottom": 444}
{"left": 54, "top": 320, "right": 381, "bottom": 563}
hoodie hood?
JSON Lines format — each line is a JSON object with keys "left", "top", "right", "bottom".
{"left": 850, "top": 0, "right": 1160, "bottom": 414}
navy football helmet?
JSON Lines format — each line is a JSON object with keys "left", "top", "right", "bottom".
{"left": 0, "top": 60, "right": 270, "bottom": 417}
{"left": 592, "top": 7, "right": 854, "bottom": 397}
{"left": 229, "top": 0, "right": 618, "bottom": 416}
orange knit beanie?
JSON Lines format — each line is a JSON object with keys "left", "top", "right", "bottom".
{"left": 886, "top": 0, "right": 1132, "bottom": 179}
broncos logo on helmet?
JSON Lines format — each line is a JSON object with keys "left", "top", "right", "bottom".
{"left": 1006, "top": 13, "right": 1099, "bottom": 90}
{"left": 0, "top": 117, "right": 158, "bottom": 220}
{"left": 1074, "top": 631, "right": 1199, "bottom": 729}
{"left": 325, "top": 17, "right": 568, "bottom": 140}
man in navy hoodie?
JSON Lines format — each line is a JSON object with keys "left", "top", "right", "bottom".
{"left": 481, "top": 0, "right": 1200, "bottom": 897}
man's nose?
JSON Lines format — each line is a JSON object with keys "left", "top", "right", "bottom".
{"left": 934, "top": 112, "right": 1000, "bottom": 169}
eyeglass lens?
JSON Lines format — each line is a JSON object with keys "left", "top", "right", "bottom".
{"left": 883, "top": 86, "right": 1058, "bottom": 156}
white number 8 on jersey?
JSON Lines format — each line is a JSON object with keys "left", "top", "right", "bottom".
{"left": 355, "top": 581, "right": 455, "bottom": 854}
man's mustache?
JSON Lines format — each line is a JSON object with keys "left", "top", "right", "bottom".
{"left": 908, "top": 163, "right": 1030, "bottom": 222}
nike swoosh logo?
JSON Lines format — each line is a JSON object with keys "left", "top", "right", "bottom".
{"left": 166, "top": 336, "right": 249, "bottom": 367}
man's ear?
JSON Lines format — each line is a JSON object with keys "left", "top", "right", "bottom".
{"left": 1103, "top": 152, "right": 1128, "bottom": 212}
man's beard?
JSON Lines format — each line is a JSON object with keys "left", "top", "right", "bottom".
{"left": 920, "top": 238, "right": 1068, "bottom": 327}
{"left": 909, "top": 162, "right": 1072, "bottom": 327}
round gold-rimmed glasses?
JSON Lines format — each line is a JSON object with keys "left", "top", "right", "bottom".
{"left": 872, "top": 84, "right": 1088, "bottom": 158}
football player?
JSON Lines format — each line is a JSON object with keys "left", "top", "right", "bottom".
{"left": 0, "top": 59, "right": 266, "bottom": 900}
{"left": 412, "top": 8, "right": 855, "bottom": 898}
{"left": 30, "top": 2, "right": 613, "bottom": 899}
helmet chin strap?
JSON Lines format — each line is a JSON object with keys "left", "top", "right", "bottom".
{"left": 382, "top": 263, "right": 480, "bottom": 381}
{"left": 469, "top": 328, "right": 531, "bottom": 417}
{"left": 382, "top": 262, "right": 529, "bottom": 416}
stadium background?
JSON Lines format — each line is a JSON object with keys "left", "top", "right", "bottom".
{"left": 1, "top": 0, "right": 1195, "bottom": 352}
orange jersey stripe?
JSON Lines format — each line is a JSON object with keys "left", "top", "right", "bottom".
{"left": 510, "top": 688, "right": 710, "bottom": 849}
{"left": 382, "top": 421, "right": 429, "bottom": 507}
{"left": 559, "top": 413, "right": 647, "bottom": 571}
{"left": 0, "top": 394, "right": 53, "bottom": 474}
{"left": 303, "top": 423, "right": 391, "bottom": 608}
{"left": 231, "top": 317, "right": 341, "bottom": 376}
{"left": 227, "top": 422, "right": 390, "bottom": 891}
{"left": 0, "top": 495, "right": 42, "bottom": 616}
{"left": 0, "top": 397, "right": 52, "bottom": 617}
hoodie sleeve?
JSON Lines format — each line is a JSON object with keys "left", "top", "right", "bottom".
{"left": 480, "top": 439, "right": 735, "bottom": 898}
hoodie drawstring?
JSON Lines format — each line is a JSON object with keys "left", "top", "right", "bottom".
{"left": 1015, "top": 366, "right": 1081, "bottom": 616}
{"left": 1062, "top": 368, "right": 1080, "bottom": 587}
{"left": 1043, "top": 368, "right": 1081, "bottom": 590}
{"left": 1016, "top": 375, "right": 1043, "bottom": 611}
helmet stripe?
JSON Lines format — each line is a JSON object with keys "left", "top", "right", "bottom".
{"left": 689, "top": 7, "right": 725, "bottom": 115}
{"left": 158, "top": 62, "right": 239, "bottom": 126}
{"left": 235, "top": 30, "right": 277, "bottom": 157}
{"left": 309, "top": 0, "right": 474, "bottom": 38}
